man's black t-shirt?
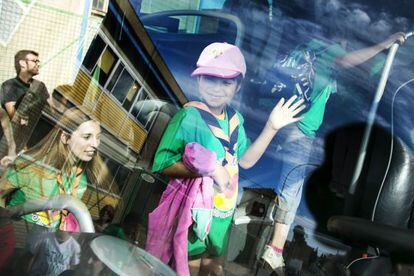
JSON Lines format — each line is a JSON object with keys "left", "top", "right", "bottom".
{"left": 0, "top": 76, "right": 49, "bottom": 111}
{"left": 0, "top": 76, "right": 49, "bottom": 153}
{"left": 0, "top": 77, "right": 32, "bottom": 110}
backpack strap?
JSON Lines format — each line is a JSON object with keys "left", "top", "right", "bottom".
{"left": 184, "top": 101, "right": 240, "bottom": 166}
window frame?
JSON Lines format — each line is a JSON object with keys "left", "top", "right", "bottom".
{"left": 83, "top": 32, "right": 160, "bottom": 133}
{"left": 91, "top": 0, "right": 109, "bottom": 16}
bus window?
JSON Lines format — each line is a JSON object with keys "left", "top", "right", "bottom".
{"left": 92, "top": 46, "right": 119, "bottom": 87}
{"left": 140, "top": 0, "right": 201, "bottom": 13}
{"left": 123, "top": 81, "right": 141, "bottom": 111}
{"left": 105, "top": 63, "right": 124, "bottom": 92}
{"left": 145, "top": 14, "right": 232, "bottom": 35}
{"left": 92, "top": 0, "right": 109, "bottom": 14}
{"left": 135, "top": 0, "right": 414, "bottom": 274}
{"left": 110, "top": 68, "right": 141, "bottom": 110}
{"left": 130, "top": 90, "right": 160, "bottom": 131}
{"left": 83, "top": 35, "right": 107, "bottom": 72}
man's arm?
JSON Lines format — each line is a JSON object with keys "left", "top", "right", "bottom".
{"left": 239, "top": 96, "right": 305, "bottom": 169}
{"left": 4, "top": 102, "right": 16, "bottom": 119}
{"left": 0, "top": 108, "right": 16, "bottom": 158}
{"left": 335, "top": 32, "right": 406, "bottom": 69}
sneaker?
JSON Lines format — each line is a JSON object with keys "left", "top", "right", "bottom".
{"left": 261, "top": 245, "right": 285, "bottom": 275}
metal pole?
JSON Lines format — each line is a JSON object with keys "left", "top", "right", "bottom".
{"left": 348, "top": 32, "right": 414, "bottom": 195}
{"left": 345, "top": 31, "right": 414, "bottom": 215}
{"left": 347, "top": 43, "right": 400, "bottom": 196}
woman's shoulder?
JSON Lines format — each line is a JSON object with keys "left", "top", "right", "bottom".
{"left": 8, "top": 154, "right": 58, "bottom": 177}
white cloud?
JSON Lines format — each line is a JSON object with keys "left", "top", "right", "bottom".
{"left": 349, "top": 8, "right": 371, "bottom": 26}
{"left": 369, "top": 19, "right": 393, "bottom": 38}
{"left": 324, "top": 0, "right": 342, "bottom": 14}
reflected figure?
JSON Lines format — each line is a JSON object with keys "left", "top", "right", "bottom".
{"left": 283, "top": 225, "right": 316, "bottom": 275}
{"left": 0, "top": 108, "right": 112, "bottom": 242}
{"left": 261, "top": 29, "right": 406, "bottom": 273}
{"left": 28, "top": 229, "right": 81, "bottom": 276}
{"left": 149, "top": 42, "right": 304, "bottom": 275}
{"left": 95, "top": 204, "right": 129, "bottom": 241}
{"left": 0, "top": 50, "right": 50, "bottom": 153}
{"left": 95, "top": 204, "right": 115, "bottom": 233}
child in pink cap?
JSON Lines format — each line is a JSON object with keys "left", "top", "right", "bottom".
{"left": 152, "top": 42, "right": 305, "bottom": 275}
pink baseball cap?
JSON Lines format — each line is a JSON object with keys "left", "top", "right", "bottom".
{"left": 191, "top": 42, "right": 246, "bottom": 78}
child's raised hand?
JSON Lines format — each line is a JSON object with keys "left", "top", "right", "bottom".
{"left": 267, "top": 96, "right": 305, "bottom": 131}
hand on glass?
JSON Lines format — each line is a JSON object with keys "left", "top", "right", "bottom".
{"left": 266, "top": 95, "right": 305, "bottom": 131}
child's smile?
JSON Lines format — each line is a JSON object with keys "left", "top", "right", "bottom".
{"left": 198, "top": 75, "right": 240, "bottom": 115}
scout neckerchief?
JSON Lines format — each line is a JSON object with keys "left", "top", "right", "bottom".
{"left": 56, "top": 167, "right": 83, "bottom": 197}
{"left": 16, "top": 156, "right": 84, "bottom": 229}
{"left": 56, "top": 167, "right": 83, "bottom": 231}
{"left": 184, "top": 101, "right": 240, "bottom": 211}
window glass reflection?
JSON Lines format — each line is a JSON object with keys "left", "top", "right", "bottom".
{"left": 92, "top": 47, "right": 118, "bottom": 87}
{"left": 1, "top": 0, "right": 414, "bottom": 275}
{"left": 110, "top": 69, "right": 138, "bottom": 108}
{"left": 92, "top": 0, "right": 107, "bottom": 12}
{"left": 105, "top": 63, "right": 124, "bottom": 92}
{"left": 83, "top": 35, "right": 106, "bottom": 72}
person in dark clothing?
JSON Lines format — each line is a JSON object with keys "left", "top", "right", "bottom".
{"left": 0, "top": 50, "right": 50, "bottom": 153}
{"left": 0, "top": 108, "right": 16, "bottom": 165}
{"left": 1, "top": 50, "right": 48, "bottom": 119}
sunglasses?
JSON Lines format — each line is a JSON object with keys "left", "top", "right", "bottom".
{"left": 25, "top": 59, "right": 41, "bottom": 64}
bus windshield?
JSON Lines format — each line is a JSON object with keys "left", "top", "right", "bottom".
{"left": 1, "top": 0, "right": 414, "bottom": 275}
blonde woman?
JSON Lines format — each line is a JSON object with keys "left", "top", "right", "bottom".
{"left": 0, "top": 107, "right": 113, "bottom": 232}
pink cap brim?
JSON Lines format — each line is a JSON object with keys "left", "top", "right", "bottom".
{"left": 191, "top": 66, "right": 242, "bottom": 78}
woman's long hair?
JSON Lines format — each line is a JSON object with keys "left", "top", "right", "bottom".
{"left": 18, "top": 108, "right": 115, "bottom": 193}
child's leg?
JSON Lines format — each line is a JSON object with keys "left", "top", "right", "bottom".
{"left": 271, "top": 182, "right": 304, "bottom": 246}
{"left": 270, "top": 222, "right": 290, "bottom": 248}
{"left": 189, "top": 258, "right": 202, "bottom": 276}
{"left": 262, "top": 124, "right": 314, "bottom": 269}
{"left": 192, "top": 212, "right": 231, "bottom": 275}
{"left": 199, "top": 256, "right": 224, "bottom": 276}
